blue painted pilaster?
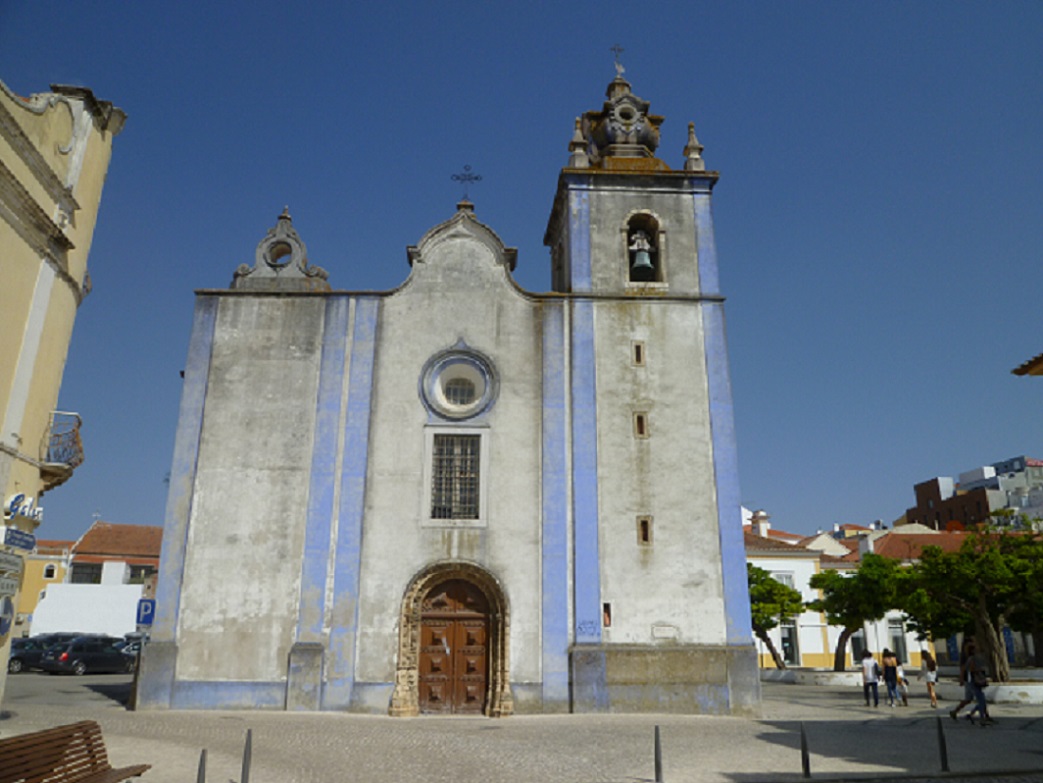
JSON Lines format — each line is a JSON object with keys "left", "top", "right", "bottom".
{"left": 296, "top": 297, "right": 350, "bottom": 641}
{"left": 695, "top": 193, "right": 753, "bottom": 645}
{"left": 568, "top": 186, "right": 592, "bottom": 293}
{"left": 570, "top": 298, "right": 601, "bottom": 646}
{"left": 152, "top": 296, "right": 218, "bottom": 641}
{"left": 541, "top": 303, "right": 570, "bottom": 708}
{"left": 324, "top": 298, "right": 379, "bottom": 709}
{"left": 139, "top": 296, "right": 217, "bottom": 709}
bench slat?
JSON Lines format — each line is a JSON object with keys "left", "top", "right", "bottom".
{"left": 0, "top": 721, "right": 149, "bottom": 783}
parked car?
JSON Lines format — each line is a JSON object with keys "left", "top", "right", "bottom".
{"left": 39, "top": 636, "right": 134, "bottom": 675}
{"left": 7, "top": 638, "right": 50, "bottom": 673}
{"left": 32, "top": 632, "right": 84, "bottom": 648}
{"left": 119, "top": 640, "right": 144, "bottom": 658}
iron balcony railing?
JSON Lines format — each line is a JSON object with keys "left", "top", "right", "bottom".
{"left": 42, "top": 410, "right": 84, "bottom": 470}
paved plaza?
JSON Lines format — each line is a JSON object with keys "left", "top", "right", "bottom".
{"left": 2, "top": 677, "right": 1042, "bottom": 783}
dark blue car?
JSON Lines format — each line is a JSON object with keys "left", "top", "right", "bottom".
{"left": 39, "top": 636, "right": 134, "bottom": 675}
{"left": 7, "top": 638, "right": 49, "bottom": 673}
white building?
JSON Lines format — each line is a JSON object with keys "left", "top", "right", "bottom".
{"left": 138, "top": 75, "right": 759, "bottom": 716}
{"left": 31, "top": 521, "right": 160, "bottom": 637}
{"left": 746, "top": 522, "right": 932, "bottom": 670}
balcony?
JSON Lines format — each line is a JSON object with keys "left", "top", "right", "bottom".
{"left": 39, "top": 411, "right": 84, "bottom": 491}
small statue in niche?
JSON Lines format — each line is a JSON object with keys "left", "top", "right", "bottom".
{"left": 629, "top": 229, "right": 656, "bottom": 281}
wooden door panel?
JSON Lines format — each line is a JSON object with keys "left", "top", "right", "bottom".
{"left": 420, "top": 619, "right": 452, "bottom": 713}
{"left": 420, "top": 581, "right": 489, "bottom": 714}
{"left": 455, "top": 679, "right": 485, "bottom": 713}
{"left": 420, "top": 680, "right": 451, "bottom": 713}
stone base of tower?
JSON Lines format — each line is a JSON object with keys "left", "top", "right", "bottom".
{"left": 569, "top": 644, "right": 761, "bottom": 715}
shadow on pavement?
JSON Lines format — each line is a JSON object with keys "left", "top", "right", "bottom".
{"left": 84, "top": 680, "right": 131, "bottom": 706}
{"left": 717, "top": 716, "right": 1043, "bottom": 783}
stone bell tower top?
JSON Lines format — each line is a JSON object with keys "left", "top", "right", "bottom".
{"left": 565, "top": 72, "right": 708, "bottom": 175}
{"left": 546, "top": 75, "right": 721, "bottom": 296}
{"left": 576, "top": 74, "right": 667, "bottom": 172}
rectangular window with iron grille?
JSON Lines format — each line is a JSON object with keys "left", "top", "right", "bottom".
{"left": 431, "top": 434, "right": 481, "bottom": 519}
{"left": 69, "top": 563, "right": 102, "bottom": 584}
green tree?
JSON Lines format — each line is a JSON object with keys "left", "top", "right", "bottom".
{"left": 900, "top": 525, "right": 1043, "bottom": 680}
{"left": 747, "top": 564, "right": 805, "bottom": 669}
{"left": 807, "top": 554, "right": 900, "bottom": 672}
{"left": 1005, "top": 535, "right": 1043, "bottom": 666}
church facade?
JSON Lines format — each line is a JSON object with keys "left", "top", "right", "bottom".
{"left": 138, "top": 76, "right": 759, "bottom": 715}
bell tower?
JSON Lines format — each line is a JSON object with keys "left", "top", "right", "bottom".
{"left": 543, "top": 73, "right": 759, "bottom": 714}
{"left": 544, "top": 72, "right": 714, "bottom": 297}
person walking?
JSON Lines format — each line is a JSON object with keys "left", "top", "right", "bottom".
{"left": 950, "top": 638, "right": 976, "bottom": 721}
{"left": 896, "top": 663, "right": 910, "bottom": 706}
{"left": 920, "top": 649, "right": 939, "bottom": 708}
{"left": 965, "top": 643, "right": 995, "bottom": 726}
{"left": 860, "top": 649, "right": 880, "bottom": 707}
{"left": 881, "top": 648, "right": 900, "bottom": 707}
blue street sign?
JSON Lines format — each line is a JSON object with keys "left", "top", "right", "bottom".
{"left": 0, "top": 596, "right": 14, "bottom": 642}
{"left": 2, "top": 527, "right": 35, "bottom": 551}
{"left": 137, "top": 598, "right": 156, "bottom": 626}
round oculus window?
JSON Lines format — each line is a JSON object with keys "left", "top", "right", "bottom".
{"left": 421, "top": 349, "right": 497, "bottom": 420}
{"left": 265, "top": 240, "right": 294, "bottom": 267}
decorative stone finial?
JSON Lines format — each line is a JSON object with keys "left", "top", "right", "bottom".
{"left": 231, "top": 209, "right": 330, "bottom": 291}
{"left": 581, "top": 76, "right": 665, "bottom": 169}
{"left": 683, "top": 122, "right": 705, "bottom": 172}
{"left": 568, "top": 118, "right": 589, "bottom": 168}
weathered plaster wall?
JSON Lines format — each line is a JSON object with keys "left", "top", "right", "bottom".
{"left": 176, "top": 296, "right": 323, "bottom": 681}
{"left": 594, "top": 299, "right": 726, "bottom": 644}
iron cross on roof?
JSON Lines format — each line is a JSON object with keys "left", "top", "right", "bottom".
{"left": 610, "top": 44, "right": 625, "bottom": 77}
{"left": 451, "top": 165, "right": 482, "bottom": 201}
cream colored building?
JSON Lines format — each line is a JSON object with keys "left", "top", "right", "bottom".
{"left": 13, "top": 538, "right": 72, "bottom": 636}
{"left": 0, "top": 80, "right": 124, "bottom": 700}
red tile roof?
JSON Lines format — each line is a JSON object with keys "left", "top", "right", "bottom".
{"left": 870, "top": 532, "right": 968, "bottom": 561}
{"left": 34, "top": 539, "right": 73, "bottom": 555}
{"left": 74, "top": 522, "right": 162, "bottom": 559}
{"left": 742, "top": 525, "right": 804, "bottom": 543}
{"left": 743, "top": 531, "right": 817, "bottom": 554}
{"left": 766, "top": 529, "right": 804, "bottom": 542}
{"left": 820, "top": 553, "right": 857, "bottom": 568}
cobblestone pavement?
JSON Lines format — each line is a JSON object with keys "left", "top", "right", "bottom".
{"left": 2, "top": 680, "right": 1042, "bottom": 783}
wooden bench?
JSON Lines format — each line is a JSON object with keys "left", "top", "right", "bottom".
{"left": 0, "top": 720, "right": 150, "bottom": 783}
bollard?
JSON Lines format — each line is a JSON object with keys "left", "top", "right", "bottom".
{"left": 196, "top": 748, "right": 207, "bottom": 783}
{"left": 654, "top": 725, "right": 664, "bottom": 783}
{"left": 800, "top": 722, "right": 811, "bottom": 779}
{"left": 241, "top": 728, "right": 253, "bottom": 783}
{"left": 936, "top": 716, "right": 949, "bottom": 772}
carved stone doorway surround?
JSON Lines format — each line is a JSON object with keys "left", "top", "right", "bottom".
{"left": 390, "top": 561, "right": 513, "bottom": 717}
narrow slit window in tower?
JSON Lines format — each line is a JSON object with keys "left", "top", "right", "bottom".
{"left": 637, "top": 516, "right": 653, "bottom": 545}
{"left": 634, "top": 412, "right": 649, "bottom": 438}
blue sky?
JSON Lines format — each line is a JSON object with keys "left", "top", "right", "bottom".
{"left": 3, "top": 2, "right": 1042, "bottom": 542}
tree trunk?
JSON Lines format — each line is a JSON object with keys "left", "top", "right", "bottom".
{"left": 1033, "top": 629, "right": 1043, "bottom": 667}
{"left": 756, "top": 630, "right": 786, "bottom": 669}
{"left": 973, "top": 601, "right": 1010, "bottom": 682}
{"left": 833, "top": 627, "right": 854, "bottom": 672}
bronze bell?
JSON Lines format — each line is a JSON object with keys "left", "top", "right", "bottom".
{"left": 631, "top": 249, "right": 655, "bottom": 280}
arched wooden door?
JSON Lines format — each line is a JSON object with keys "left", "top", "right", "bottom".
{"left": 419, "top": 579, "right": 489, "bottom": 714}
